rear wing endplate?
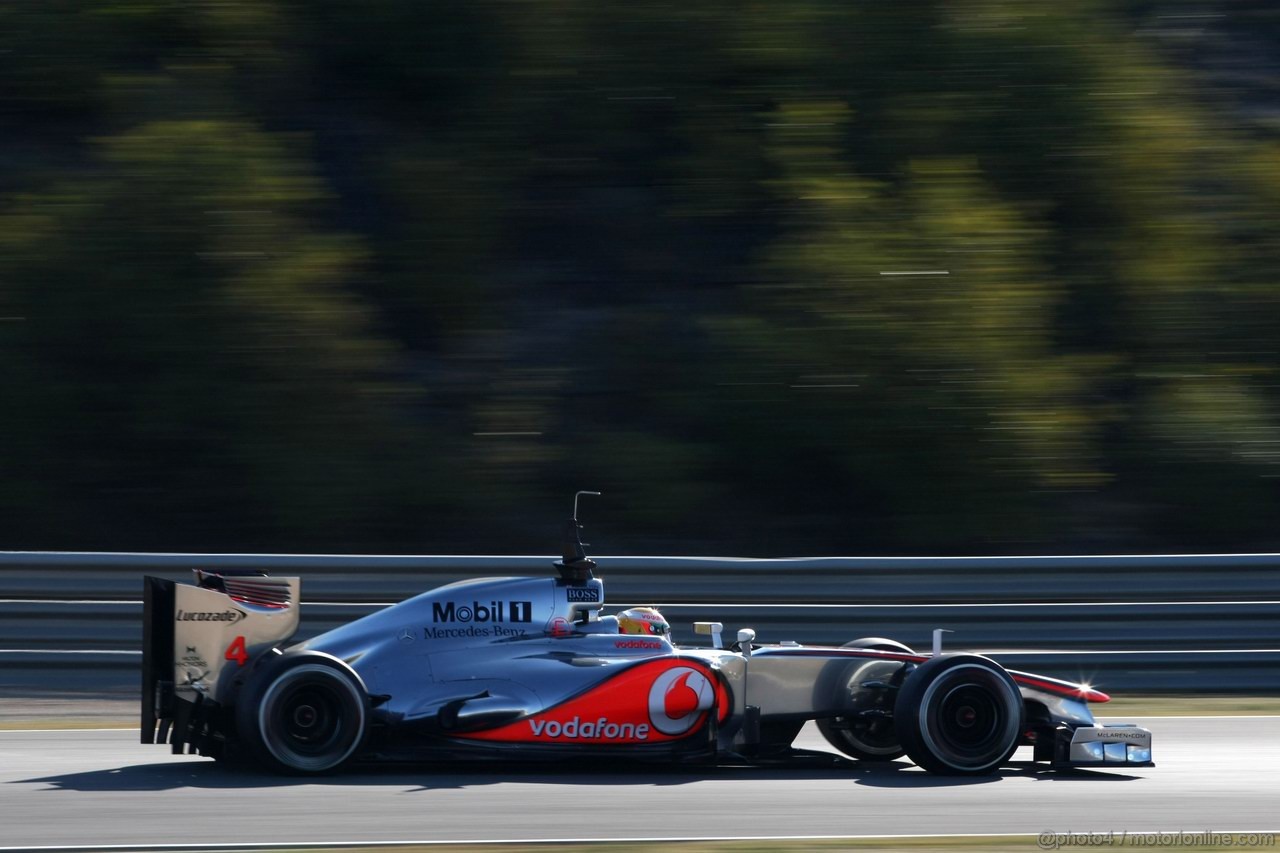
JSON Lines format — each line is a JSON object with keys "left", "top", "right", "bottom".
{"left": 141, "top": 576, "right": 175, "bottom": 744}
{"left": 141, "top": 572, "right": 301, "bottom": 751}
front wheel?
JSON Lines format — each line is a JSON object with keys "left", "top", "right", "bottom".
{"left": 817, "top": 638, "right": 914, "bottom": 761}
{"left": 894, "top": 653, "right": 1022, "bottom": 775}
{"left": 236, "top": 652, "right": 368, "bottom": 774}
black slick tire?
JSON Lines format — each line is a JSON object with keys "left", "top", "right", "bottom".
{"left": 893, "top": 653, "right": 1022, "bottom": 775}
{"left": 236, "top": 651, "right": 367, "bottom": 774}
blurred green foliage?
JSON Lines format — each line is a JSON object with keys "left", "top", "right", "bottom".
{"left": 1, "top": 0, "right": 1279, "bottom": 554}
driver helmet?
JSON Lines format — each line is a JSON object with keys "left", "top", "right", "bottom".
{"left": 617, "top": 606, "right": 670, "bottom": 637}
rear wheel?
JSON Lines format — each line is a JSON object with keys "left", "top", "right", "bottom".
{"left": 817, "top": 638, "right": 914, "bottom": 762}
{"left": 237, "top": 652, "right": 367, "bottom": 774}
{"left": 894, "top": 653, "right": 1022, "bottom": 775}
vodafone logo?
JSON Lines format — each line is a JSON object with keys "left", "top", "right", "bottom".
{"left": 647, "top": 666, "right": 715, "bottom": 735}
{"left": 459, "top": 659, "right": 726, "bottom": 745}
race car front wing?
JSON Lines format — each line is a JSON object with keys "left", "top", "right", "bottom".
{"left": 1045, "top": 723, "right": 1154, "bottom": 768}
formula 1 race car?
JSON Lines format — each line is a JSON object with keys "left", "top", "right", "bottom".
{"left": 142, "top": 494, "right": 1153, "bottom": 775}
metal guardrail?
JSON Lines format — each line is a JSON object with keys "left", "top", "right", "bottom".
{"left": 2, "top": 552, "right": 1279, "bottom": 694}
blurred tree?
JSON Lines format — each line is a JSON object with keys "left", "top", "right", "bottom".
{"left": 2, "top": 0, "right": 1280, "bottom": 553}
{"left": 699, "top": 105, "right": 1103, "bottom": 551}
{"left": 0, "top": 120, "right": 456, "bottom": 549}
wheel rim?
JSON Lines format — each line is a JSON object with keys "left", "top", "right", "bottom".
{"left": 935, "top": 683, "right": 1003, "bottom": 750}
{"left": 276, "top": 684, "right": 344, "bottom": 755}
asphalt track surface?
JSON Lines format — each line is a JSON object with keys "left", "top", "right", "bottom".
{"left": 1, "top": 717, "right": 1277, "bottom": 849}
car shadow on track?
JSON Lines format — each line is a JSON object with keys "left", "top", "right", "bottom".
{"left": 15, "top": 756, "right": 1142, "bottom": 794}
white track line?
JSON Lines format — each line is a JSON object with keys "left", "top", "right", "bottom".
{"left": 0, "top": 649, "right": 138, "bottom": 655}
{"left": 0, "top": 728, "right": 137, "bottom": 734}
{"left": 2, "top": 831, "right": 1279, "bottom": 852}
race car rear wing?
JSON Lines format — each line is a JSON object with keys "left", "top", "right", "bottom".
{"left": 142, "top": 571, "right": 300, "bottom": 751}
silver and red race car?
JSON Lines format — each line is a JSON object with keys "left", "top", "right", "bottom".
{"left": 141, "top": 496, "right": 1153, "bottom": 775}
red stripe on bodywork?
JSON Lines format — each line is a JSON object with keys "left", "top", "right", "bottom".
{"left": 1009, "top": 672, "right": 1110, "bottom": 703}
